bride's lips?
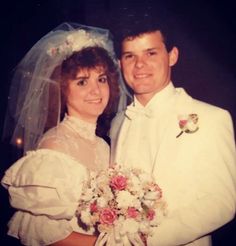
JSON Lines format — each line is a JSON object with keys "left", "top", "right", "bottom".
{"left": 85, "top": 98, "right": 103, "bottom": 104}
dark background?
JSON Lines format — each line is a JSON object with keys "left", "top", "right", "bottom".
{"left": 0, "top": 0, "right": 235, "bottom": 245}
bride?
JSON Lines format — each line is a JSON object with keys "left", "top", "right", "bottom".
{"left": 1, "top": 22, "right": 121, "bottom": 246}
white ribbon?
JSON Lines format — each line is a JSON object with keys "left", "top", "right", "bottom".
{"left": 95, "top": 229, "right": 145, "bottom": 246}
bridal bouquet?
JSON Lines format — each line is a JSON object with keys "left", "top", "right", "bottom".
{"left": 76, "top": 165, "right": 167, "bottom": 246}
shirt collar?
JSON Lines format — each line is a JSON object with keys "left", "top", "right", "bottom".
{"left": 134, "top": 82, "right": 176, "bottom": 111}
{"left": 125, "top": 82, "right": 176, "bottom": 119}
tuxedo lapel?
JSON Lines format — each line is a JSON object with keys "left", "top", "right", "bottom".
{"left": 151, "top": 89, "right": 194, "bottom": 174}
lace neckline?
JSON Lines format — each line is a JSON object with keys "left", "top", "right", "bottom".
{"left": 62, "top": 114, "right": 96, "bottom": 142}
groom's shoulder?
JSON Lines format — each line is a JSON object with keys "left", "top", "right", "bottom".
{"left": 192, "top": 97, "right": 230, "bottom": 118}
{"left": 176, "top": 88, "right": 233, "bottom": 128}
{"left": 178, "top": 87, "right": 229, "bottom": 115}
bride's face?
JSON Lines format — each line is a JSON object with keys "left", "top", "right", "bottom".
{"left": 66, "top": 67, "right": 110, "bottom": 123}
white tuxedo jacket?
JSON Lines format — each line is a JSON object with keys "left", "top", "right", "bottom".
{"left": 110, "top": 88, "right": 236, "bottom": 246}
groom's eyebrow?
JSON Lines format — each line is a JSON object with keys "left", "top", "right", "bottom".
{"left": 121, "top": 51, "right": 133, "bottom": 55}
{"left": 122, "top": 47, "right": 159, "bottom": 54}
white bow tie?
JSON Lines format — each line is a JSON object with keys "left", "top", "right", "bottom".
{"left": 125, "top": 106, "right": 153, "bottom": 120}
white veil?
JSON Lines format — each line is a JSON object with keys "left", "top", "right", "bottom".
{"left": 3, "top": 22, "right": 130, "bottom": 154}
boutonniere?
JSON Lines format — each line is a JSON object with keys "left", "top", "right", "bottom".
{"left": 176, "top": 114, "right": 199, "bottom": 138}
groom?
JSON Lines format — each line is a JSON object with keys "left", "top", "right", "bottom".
{"left": 110, "top": 13, "right": 236, "bottom": 245}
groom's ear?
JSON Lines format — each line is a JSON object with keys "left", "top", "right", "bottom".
{"left": 118, "top": 60, "right": 121, "bottom": 68}
{"left": 169, "top": 46, "right": 179, "bottom": 67}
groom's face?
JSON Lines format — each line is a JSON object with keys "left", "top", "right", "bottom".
{"left": 119, "top": 31, "right": 178, "bottom": 105}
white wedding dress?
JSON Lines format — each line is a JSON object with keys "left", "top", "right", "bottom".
{"left": 1, "top": 115, "right": 109, "bottom": 245}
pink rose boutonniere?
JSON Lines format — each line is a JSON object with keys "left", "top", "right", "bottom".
{"left": 176, "top": 114, "right": 199, "bottom": 138}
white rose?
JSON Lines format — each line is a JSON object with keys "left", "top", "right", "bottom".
{"left": 97, "top": 196, "right": 108, "bottom": 207}
{"left": 116, "top": 190, "right": 139, "bottom": 209}
{"left": 186, "top": 121, "right": 198, "bottom": 131}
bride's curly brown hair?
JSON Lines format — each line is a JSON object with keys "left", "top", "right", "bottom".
{"left": 49, "top": 46, "right": 120, "bottom": 141}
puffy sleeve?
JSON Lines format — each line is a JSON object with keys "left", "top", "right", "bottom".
{"left": 1, "top": 149, "right": 89, "bottom": 245}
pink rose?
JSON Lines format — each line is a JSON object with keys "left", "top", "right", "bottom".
{"left": 110, "top": 175, "right": 127, "bottom": 190}
{"left": 127, "top": 207, "right": 139, "bottom": 218}
{"left": 90, "top": 202, "right": 98, "bottom": 213}
{"left": 99, "top": 208, "right": 117, "bottom": 225}
{"left": 179, "top": 120, "right": 188, "bottom": 128}
{"left": 147, "top": 209, "right": 155, "bottom": 221}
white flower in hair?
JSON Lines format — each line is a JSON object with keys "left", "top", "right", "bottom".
{"left": 47, "top": 29, "right": 107, "bottom": 57}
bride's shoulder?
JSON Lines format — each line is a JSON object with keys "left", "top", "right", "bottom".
{"left": 37, "top": 123, "right": 69, "bottom": 149}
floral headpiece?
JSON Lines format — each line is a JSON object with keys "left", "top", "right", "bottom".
{"left": 46, "top": 29, "right": 114, "bottom": 59}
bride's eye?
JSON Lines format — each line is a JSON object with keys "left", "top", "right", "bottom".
{"left": 98, "top": 75, "right": 108, "bottom": 83}
{"left": 77, "top": 79, "right": 88, "bottom": 86}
